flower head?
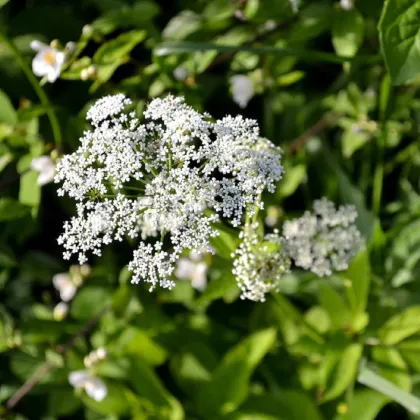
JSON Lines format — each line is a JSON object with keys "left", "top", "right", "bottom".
{"left": 283, "top": 198, "right": 363, "bottom": 276}
{"left": 30, "top": 41, "right": 66, "bottom": 83}
{"left": 55, "top": 94, "right": 283, "bottom": 291}
{"left": 230, "top": 75, "right": 255, "bottom": 108}
{"left": 53, "top": 273, "right": 76, "bottom": 302}
{"left": 69, "top": 370, "right": 107, "bottom": 402}
{"left": 31, "top": 156, "right": 56, "bottom": 186}
{"left": 233, "top": 222, "right": 291, "bottom": 302}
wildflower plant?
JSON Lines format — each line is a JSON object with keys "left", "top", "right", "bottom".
{"left": 55, "top": 94, "right": 284, "bottom": 291}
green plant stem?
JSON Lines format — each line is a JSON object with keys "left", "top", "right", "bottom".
{"left": 0, "top": 32, "right": 62, "bottom": 147}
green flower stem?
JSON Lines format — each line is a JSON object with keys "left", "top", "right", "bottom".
{"left": 0, "top": 32, "right": 62, "bottom": 147}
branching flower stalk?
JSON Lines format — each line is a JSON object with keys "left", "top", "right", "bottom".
{"left": 55, "top": 94, "right": 283, "bottom": 291}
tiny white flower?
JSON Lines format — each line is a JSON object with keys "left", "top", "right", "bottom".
{"left": 340, "top": 0, "right": 354, "bottom": 10}
{"left": 175, "top": 257, "right": 208, "bottom": 292}
{"left": 31, "top": 156, "right": 56, "bottom": 186}
{"left": 68, "top": 370, "right": 107, "bottom": 402}
{"left": 53, "top": 302, "right": 68, "bottom": 321}
{"left": 52, "top": 273, "right": 76, "bottom": 302}
{"left": 230, "top": 75, "right": 254, "bottom": 108}
{"left": 289, "top": 0, "right": 299, "bottom": 13}
{"left": 80, "top": 68, "right": 90, "bottom": 81}
{"left": 96, "top": 347, "right": 107, "bottom": 360}
{"left": 173, "top": 66, "right": 189, "bottom": 81}
{"left": 30, "top": 40, "right": 66, "bottom": 83}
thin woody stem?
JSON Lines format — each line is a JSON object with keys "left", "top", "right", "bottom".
{"left": 6, "top": 306, "right": 108, "bottom": 411}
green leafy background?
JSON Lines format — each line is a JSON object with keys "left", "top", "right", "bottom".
{"left": 1, "top": 0, "right": 420, "bottom": 419}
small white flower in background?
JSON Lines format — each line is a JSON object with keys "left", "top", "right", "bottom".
{"left": 173, "top": 66, "right": 189, "bottom": 81}
{"left": 289, "top": 0, "right": 300, "bottom": 13}
{"left": 30, "top": 40, "right": 66, "bottom": 83}
{"left": 53, "top": 273, "right": 77, "bottom": 302}
{"left": 283, "top": 198, "right": 363, "bottom": 277}
{"left": 230, "top": 75, "right": 255, "bottom": 108}
{"left": 340, "top": 0, "right": 354, "bottom": 10}
{"left": 175, "top": 253, "right": 208, "bottom": 291}
{"left": 68, "top": 370, "right": 107, "bottom": 402}
{"left": 263, "top": 20, "right": 277, "bottom": 32}
{"left": 53, "top": 301, "right": 68, "bottom": 321}
{"left": 84, "top": 347, "right": 107, "bottom": 368}
{"left": 30, "top": 155, "right": 56, "bottom": 186}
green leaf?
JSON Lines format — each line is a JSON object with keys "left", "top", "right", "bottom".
{"left": 372, "top": 347, "right": 411, "bottom": 391}
{"left": 358, "top": 363, "right": 420, "bottom": 414}
{"left": 19, "top": 170, "right": 41, "bottom": 208}
{"left": 339, "top": 389, "right": 389, "bottom": 420}
{"left": 379, "top": 0, "right": 420, "bottom": 84}
{"left": 318, "top": 284, "right": 351, "bottom": 330}
{"left": 127, "top": 357, "right": 184, "bottom": 420}
{"left": 70, "top": 287, "right": 109, "bottom": 320}
{"left": 322, "top": 343, "right": 363, "bottom": 401}
{"left": 342, "top": 249, "right": 371, "bottom": 323}
{"left": 0, "top": 198, "right": 30, "bottom": 222}
{"left": 332, "top": 8, "right": 364, "bottom": 58}
{"left": 236, "top": 391, "right": 324, "bottom": 420}
{"left": 162, "top": 10, "right": 202, "bottom": 41}
{"left": 379, "top": 306, "right": 420, "bottom": 345}
{"left": 195, "top": 328, "right": 276, "bottom": 416}
{"left": 0, "top": 89, "right": 16, "bottom": 125}
{"left": 196, "top": 271, "right": 239, "bottom": 307}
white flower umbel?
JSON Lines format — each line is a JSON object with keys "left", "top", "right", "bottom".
{"left": 230, "top": 75, "right": 255, "bottom": 108}
{"left": 233, "top": 222, "right": 291, "bottom": 302}
{"left": 68, "top": 370, "right": 107, "bottom": 402}
{"left": 56, "top": 94, "right": 283, "bottom": 291}
{"left": 31, "top": 156, "right": 56, "bottom": 186}
{"left": 52, "top": 273, "right": 76, "bottom": 302}
{"left": 175, "top": 253, "right": 208, "bottom": 291}
{"left": 283, "top": 198, "right": 363, "bottom": 276}
{"left": 30, "top": 41, "right": 66, "bottom": 83}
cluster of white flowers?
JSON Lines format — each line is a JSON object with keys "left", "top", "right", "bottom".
{"left": 283, "top": 198, "right": 363, "bottom": 277}
{"left": 69, "top": 347, "right": 108, "bottom": 402}
{"left": 233, "top": 222, "right": 291, "bottom": 302}
{"left": 56, "top": 94, "right": 283, "bottom": 291}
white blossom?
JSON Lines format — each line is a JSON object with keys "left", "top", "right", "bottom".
{"left": 30, "top": 41, "right": 65, "bottom": 83}
{"left": 52, "top": 273, "right": 76, "bottom": 302}
{"left": 173, "top": 66, "right": 189, "bottom": 81}
{"left": 340, "top": 0, "right": 354, "bottom": 10}
{"left": 283, "top": 198, "right": 363, "bottom": 276}
{"left": 175, "top": 253, "right": 208, "bottom": 291}
{"left": 31, "top": 156, "right": 56, "bottom": 186}
{"left": 289, "top": 0, "right": 299, "bottom": 13}
{"left": 230, "top": 75, "right": 255, "bottom": 108}
{"left": 233, "top": 223, "right": 291, "bottom": 302}
{"left": 69, "top": 370, "right": 107, "bottom": 402}
{"left": 56, "top": 94, "right": 283, "bottom": 291}
{"left": 53, "top": 302, "right": 68, "bottom": 321}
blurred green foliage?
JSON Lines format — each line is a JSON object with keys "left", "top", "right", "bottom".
{"left": 1, "top": 0, "right": 420, "bottom": 419}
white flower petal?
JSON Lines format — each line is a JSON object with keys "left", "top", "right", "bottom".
{"left": 85, "top": 377, "right": 108, "bottom": 402}
{"left": 68, "top": 370, "right": 90, "bottom": 388}
{"left": 53, "top": 302, "right": 68, "bottom": 320}
{"left": 191, "top": 262, "right": 208, "bottom": 292}
{"left": 31, "top": 156, "right": 53, "bottom": 172}
{"left": 55, "top": 51, "right": 66, "bottom": 66}
{"left": 30, "top": 40, "right": 48, "bottom": 52}
{"left": 47, "top": 65, "right": 61, "bottom": 83}
{"left": 32, "top": 53, "right": 50, "bottom": 77}
{"left": 52, "top": 273, "right": 71, "bottom": 289}
{"left": 175, "top": 258, "right": 195, "bottom": 280}
{"left": 59, "top": 283, "right": 77, "bottom": 302}
{"left": 230, "top": 75, "right": 254, "bottom": 108}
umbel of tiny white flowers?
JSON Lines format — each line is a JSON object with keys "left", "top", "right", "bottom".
{"left": 230, "top": 75, "right": 255, "bottom": 108}
{"left": 30, "top": 40, "right": 66, "bottom": 83}
{"left": 175, "top": 252, "right": 208, "bottom": 292}
{"left": 55, "top": 94, "right": 283, "bottom": 292}
{"left": 31, "top": 155, "right": 56, "bottom": 186}
{"left": 283, "top": 198, "right": 363, "bottom": 277}
{"left": 233, "top": 222, "right": 291, "bottom": 302}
